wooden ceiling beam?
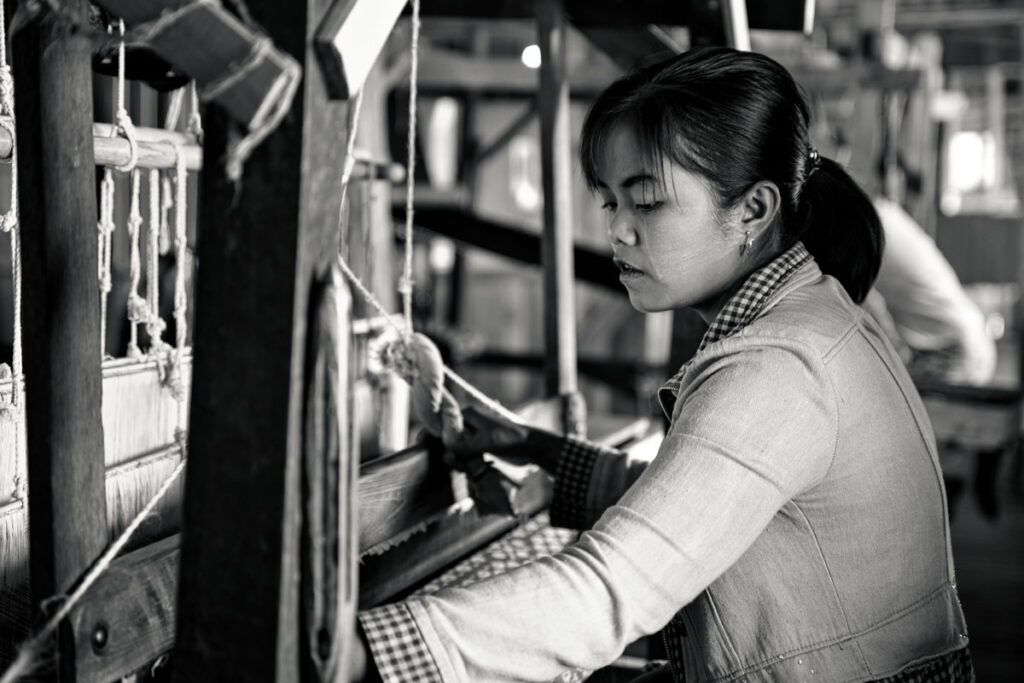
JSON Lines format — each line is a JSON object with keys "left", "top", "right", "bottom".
{"left": 416, "top": 0, "right": 810, "bottom": 30}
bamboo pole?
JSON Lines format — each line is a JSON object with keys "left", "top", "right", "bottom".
{"left": 536, "top": 0, "right": 585, "bottom": 435}
{"left": 0, "top": 123, "right": 202, "bottom": 171}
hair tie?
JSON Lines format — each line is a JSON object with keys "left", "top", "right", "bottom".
{"left": 806, "top": 147, "right": 821, "bottom": 179}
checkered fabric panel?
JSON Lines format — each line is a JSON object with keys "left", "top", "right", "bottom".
{"left": 660, "top": 242, "right": 812, "bottom": 403}
{"left": 363, "top": 514, "right": 582, "bottom": 682}
{"left": 415, "top": 513, "right": 577, "bottom": 594}
{"left": 359, "top": 602, "right": 443, "bottom": 683}
{"left": 877, "top": 647, "right": 974, "bottom": 683}
{"left": 549, "top": 435, "right": 608, "bottom": 530}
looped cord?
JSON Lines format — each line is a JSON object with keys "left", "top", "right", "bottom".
{"left": 112, "top": 19, "right": 139, "bottom": 173}
{"left": 113, "top": 108, "right": 140, "bottom": 173}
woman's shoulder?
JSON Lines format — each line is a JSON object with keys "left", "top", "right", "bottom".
{"left": 736, "top": 271, "right": 865, "bottom": 361}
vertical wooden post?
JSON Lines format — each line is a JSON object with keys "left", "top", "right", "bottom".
{"left": 12, "top": 0, "right": 108, "bottom": 677}
{"left": 171, "top": 0, "right": 350, "bottom": 679}
{"left": 536, "top": 0, "right": 584, "bottom": 435}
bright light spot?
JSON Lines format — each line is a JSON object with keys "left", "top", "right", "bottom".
{"left": 521, "top": 44, "right": 542, "bottom": 69}
{"left": 429, "top": 238, "right": 456, "bottom": 273}
{"left": 947, "top": 130, "right": 996, "bottom": 193}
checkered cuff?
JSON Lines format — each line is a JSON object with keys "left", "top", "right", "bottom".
{"left": 358, "top": 602, "right": 443, "bottom": 683}
{"left": 549, "top": 435, "right": 606, "bottom": 530}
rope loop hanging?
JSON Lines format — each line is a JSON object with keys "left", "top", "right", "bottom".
{"left": 111, "top": 19, "right": 139, "bottom": 173}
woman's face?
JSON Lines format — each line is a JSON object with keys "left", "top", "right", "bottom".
{"left": 595, "top": 124, "right": 746, "bottom": 319}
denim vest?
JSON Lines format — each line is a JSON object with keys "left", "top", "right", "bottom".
{"left": 659, "top": 263, "right": 969, "bottom": 681}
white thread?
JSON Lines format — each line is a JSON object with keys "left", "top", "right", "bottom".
{"left": 98, "top": 168, "right": 116, "bottom": 358}
{"left": 187, "top": 81, "right": 203, "bottom": 140}
{"left": 146, "top": 168, "right": 168, "bottom": 353}
{"left": 334, "top": 256, "right": 523, "bottom": 426}
{"left": 125, "top": 170, "right": 148, "bottom": 360}
{"left": 401, "top": 0, "right": 422, "bottom": 341}
{"left": 112, "top": 20, "right": 139, "bottom": 173}
{"left": 0, "top": 458, "right": 187, "bottom": 683}
{"left": 170, "top": 144, "right": 188, "bottom": 415}
{"left": 200, "top": 36, "right": 272, "bottom": 101}
{"left": 337, "top": 89, "right": 364, "bottom": 254}
{"left": 160, "top": 174, "right": 173, "bottom": 254}
{"left": 224, "top": 55, "right": 302, "bottom": 183}
{"left": 163, "top": 86, "right": 184, "bottom": 132}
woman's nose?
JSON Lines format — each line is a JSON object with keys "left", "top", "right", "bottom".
{"left": 608, "top": 212, "right": 639, "bottom": 246}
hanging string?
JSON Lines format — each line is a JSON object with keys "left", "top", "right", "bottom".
{"left": 337, "top": 88, "right": 364, "bottom": 260}
{"left": 334, "top": 256, "right": 523, "bottom": 427}
{"left": 146, "top": 168, "right": 168, "bottom": 354}
{"left": 125, "top": 170, "right": 147, "bottom": 359}
{"left": 97, "top": 168, "right": 116, "bottom": 358}
{"left": 187, "top": 80, "right": 203, "bottom": 140}
{"left": 163, "top": 86, "right": 184, "bottom": 132}
{"left": 399, "top": 0, "right": 422, "bottom": 341}
{"left": 169, "top": 144, "right": 189, "bottom": 417}
{"left": 112, "top": 20, "right": 138, "bottom": 173}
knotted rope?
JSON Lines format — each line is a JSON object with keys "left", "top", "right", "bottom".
{"left": 335, "top": 0, "right": 526, "bottom": 515}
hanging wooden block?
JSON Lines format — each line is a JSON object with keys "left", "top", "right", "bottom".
{"left": 91, "top": 0, "right": 301, "bottom": 132}
{"left": 314, "top": 0, "right": 409, "bottom": 100}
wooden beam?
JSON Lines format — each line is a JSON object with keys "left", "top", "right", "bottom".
{"left": 473, "top": 101, "right": 538, "bottom": 166}
{"left": 417, "top": 0, "right": 808, "bottom": 29}
{"left": 395, "top": 205, "right": 622, "bottom": 292}
{"left": 576, "top": 26, "right": 681, "bottom": 70}
{"left": 313, "top": 0, "right": 407, "bottom": 99}
{"left": 415, "top": 46, "right": 616, "bottom": 97}
{"left": 536, "top": 0, "right": 583, "bottom": 434}
{"left": 170, "top": 0, "right": 349, "bottom": 679}
{"left": 65, "top": 398, "right": 651, "bottom": 673}
{"left": 69, "top": 536, "right": 180, "bottom": 682}
{"left": 12, "top": 0, "right": 108, "bottom": 678}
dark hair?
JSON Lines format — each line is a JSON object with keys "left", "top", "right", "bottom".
{"left": 579, "top": 47, "right": 883, "bottom": 304}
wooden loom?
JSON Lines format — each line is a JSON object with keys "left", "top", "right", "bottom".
{"left": 0, "top": 0, "right": 680, "bottom": 680}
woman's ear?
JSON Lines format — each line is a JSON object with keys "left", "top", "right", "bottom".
{"left": 739, "top": 180, "right": 781, "bottom": 237}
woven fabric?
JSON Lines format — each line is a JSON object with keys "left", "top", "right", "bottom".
{"left": 661, "top": 242, "right": 811, "bottom": 402}
{"left": 363, "top": 514, "right": 580, "bottom": 682}
{"left": 416, "top": 513, "right": 577, "bottom": 594}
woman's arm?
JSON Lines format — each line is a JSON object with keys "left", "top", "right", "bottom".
{"left": 364, "top": 344, "right": 837, "bottom": 682}
{"left": 447, "top": 407, "right": 651, "bottom": 529}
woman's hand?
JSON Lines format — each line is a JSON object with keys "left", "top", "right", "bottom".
{"left": 443, "top": 406, "right": 563, "bottom": 475}
{"left": 445, "top": 406, "right": 532, "bottom": 464}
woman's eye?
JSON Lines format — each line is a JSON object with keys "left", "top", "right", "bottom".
{"left": 635, "top": 201, "right": 663, "bottom": 213}
{"left": 600, "top": 201, "right": 618, "bottom": 213}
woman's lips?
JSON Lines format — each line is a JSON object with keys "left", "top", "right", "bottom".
{"left": 613, "top": 257, "right": 645, "bottom": 280}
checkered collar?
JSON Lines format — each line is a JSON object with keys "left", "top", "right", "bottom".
{"left": 659, "top": 241, "right": 813, "bottom": 414}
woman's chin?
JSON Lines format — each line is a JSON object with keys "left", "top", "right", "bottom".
{"left": 625, "top": 291, "right": 672, "bottom": 314}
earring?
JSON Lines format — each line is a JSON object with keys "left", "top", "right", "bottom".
{"left": 740, "top": 230, "right": 753, "bottom": 256}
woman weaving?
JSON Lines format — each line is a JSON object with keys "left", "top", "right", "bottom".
{"left": 353, "top": 48, "right": 972, "bottom": 682}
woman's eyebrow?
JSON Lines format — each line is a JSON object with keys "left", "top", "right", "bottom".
{"left": 621, "top": 173, "right": 659, "bottom": 189}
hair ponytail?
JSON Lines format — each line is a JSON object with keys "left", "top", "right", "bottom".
{"left": 579, "top": 47, "right": 885, "bottom": 305}
{"left": 794, "top": 156, "right": 883, "bottom": 304}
